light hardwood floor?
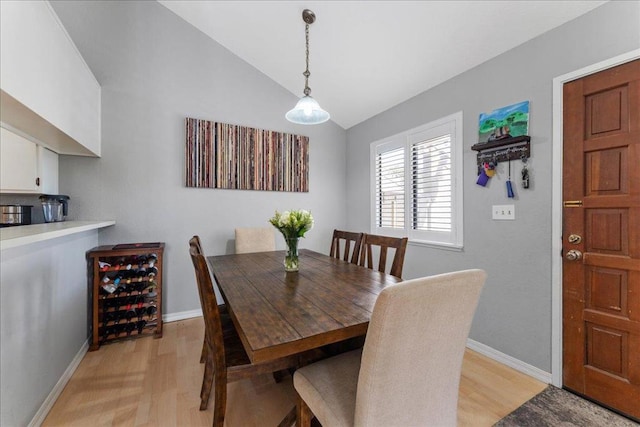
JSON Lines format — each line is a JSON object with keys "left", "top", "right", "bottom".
{"left": 43, "top": 318, "right": 547, "bottom": 426}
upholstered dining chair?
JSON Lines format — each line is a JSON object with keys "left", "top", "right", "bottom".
{"left": 188, "top": 239, "right": 300, "bottom": 427}
{"left": 329, "top": 229, "right": 364, "bottom": 264}
{"left": 293, "top": 269, "right": 487, "bottom": 427}
{"left": 235, "top": 227, "right": 276, "bottom": 254}
{"left": 358, "top": 233, "right": 408, "bottom": 278}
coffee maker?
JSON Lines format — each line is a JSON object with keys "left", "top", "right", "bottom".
{"left": 39, "top": 194, "right": 70, "bottom": 222}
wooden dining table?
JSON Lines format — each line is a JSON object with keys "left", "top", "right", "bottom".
{"left": 207, "top": 249, "right": 402, "bottom": 366}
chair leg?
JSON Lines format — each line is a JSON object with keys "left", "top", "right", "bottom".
{"left": 297, "top": 394, "right": 313, "bottom": 427}
{"left": 212, "top": 374, "right": 227, "bottom": 427}
{"left": 200, "top": 357, "right": 214, "bottom": 410}
{"left": 200, "top": 337, "right": 207, "bottom": 364}
{"left": 277, "top": 407, "right": 297, "bottom": 427}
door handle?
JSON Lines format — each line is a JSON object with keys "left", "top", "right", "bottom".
{"left": 567, "top": 234, "right": 582, "bottom": 244}
{"left": 565, "top": 249, "right": 582, "bottom": 261}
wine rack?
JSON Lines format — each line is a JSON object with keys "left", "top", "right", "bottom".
{"left": 87, "top": 242, "right": 164, "bottom": 351}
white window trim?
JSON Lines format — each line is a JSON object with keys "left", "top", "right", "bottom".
{"left": 370, "top": 111, "right": 464, "bottom": 250}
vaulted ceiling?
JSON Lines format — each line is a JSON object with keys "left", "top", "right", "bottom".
{"left": 159, "top": 1, "right": 607, "bottom": 129}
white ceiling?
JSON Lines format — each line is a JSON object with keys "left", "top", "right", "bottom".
{"left": 158, "top": 1, "right": 607, "bottom": 129}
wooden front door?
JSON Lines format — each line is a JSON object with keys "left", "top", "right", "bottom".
{"left": 562, "top": 58, "right": 640, "bottom": 420}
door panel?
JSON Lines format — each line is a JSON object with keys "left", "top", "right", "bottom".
{"left": 586, "top": 148, "right": 627, "bottom": 194}
{"left": 586, "top": 209, "right": 627, "bottom": 254}
{"left": 587, "top": 267, "right": 627, "bottom": 315}
{"left": 563, "top": 58, "right": 640, "bottom": 420}
{"left": 585, "top": 85, "right": 628, "bottom": 138}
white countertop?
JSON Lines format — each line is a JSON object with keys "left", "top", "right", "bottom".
{"left": 0, "top": 220, "right": 115, "bottom": 250}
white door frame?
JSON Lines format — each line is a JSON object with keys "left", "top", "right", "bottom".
{"left": 550, "top": 49, "right": 640, "bottom": 387}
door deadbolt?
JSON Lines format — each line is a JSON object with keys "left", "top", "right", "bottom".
{"left": 565, "top": 249, "right": 582, "bottom": 261}
{"left": 567, "top": 234, "right": 582, "bottom": 244}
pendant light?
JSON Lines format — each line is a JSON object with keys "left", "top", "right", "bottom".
{"left": 286, "top": 9, "right": 330, "bottom": 125}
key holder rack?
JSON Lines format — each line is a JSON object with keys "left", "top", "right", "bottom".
{"left": 471, "top": 135, "right": 531, "bottom": 174}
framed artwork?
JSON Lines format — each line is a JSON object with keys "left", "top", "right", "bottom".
{"left": 478, "top": 101, "right": 530, "bottom": 144}
{"left": 185, "top": 118, "right": 309, "bottom": 192}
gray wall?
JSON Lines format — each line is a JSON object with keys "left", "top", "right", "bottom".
{"left": 346, "top": 0, "right": 640, "bottom": 372}
{"left": 51, "top": 1, "right": 347, "bottom": 316}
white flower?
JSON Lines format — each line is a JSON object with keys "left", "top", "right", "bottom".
{"left": 269, "top": 209, "right": 314, "bottom": 239}
{"left": 279, "top": 211, "right": 290, "bottom": 227}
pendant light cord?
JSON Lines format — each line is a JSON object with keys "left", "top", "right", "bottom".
{"left": 303, "top": 23, "right": 311, "bottom": 96}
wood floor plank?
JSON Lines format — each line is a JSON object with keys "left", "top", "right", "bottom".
{"left": 42, "top": 318, "right": 546, "bottom": 426}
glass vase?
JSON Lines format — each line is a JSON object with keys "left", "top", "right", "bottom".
{"left": 284, "top": 237, "right": 299, "bottom": 272}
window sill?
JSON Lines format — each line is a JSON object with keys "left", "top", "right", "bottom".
{"left": 408, "top": 239, "right": 463, "bottom": 252}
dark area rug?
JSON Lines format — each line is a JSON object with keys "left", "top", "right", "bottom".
{"left": 494, "top": 385, "right": 639, "bottom": 427}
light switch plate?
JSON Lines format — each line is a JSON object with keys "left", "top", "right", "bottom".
{"left": 492, "top": 204, "right": 515, "bottom": 220}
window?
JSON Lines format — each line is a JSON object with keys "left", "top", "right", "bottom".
{"left": 370, "top": 112, "right": 463, "bottom": 249}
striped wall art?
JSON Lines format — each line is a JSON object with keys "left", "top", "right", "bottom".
{"left": 185, "top": 118, "right": 309, "bottom": 192}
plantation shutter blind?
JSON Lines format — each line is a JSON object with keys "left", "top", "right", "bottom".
{"left": 375, "top": 145, "right": 405, "bottom": 229}
{"left": 370, "top": 111, "right": 462, "bottom": 248}
{"left": 411, "top": 134, "right": 452, "bottom": 233}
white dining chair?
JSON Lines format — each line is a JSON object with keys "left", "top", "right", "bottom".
{"left": 235, "top": 227, "right": 276, "bottom": 254}
{"left": 293, "top": 269, "right": 487, "bottom": 427}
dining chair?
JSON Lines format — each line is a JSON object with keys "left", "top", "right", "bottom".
{"left": 190, "top": 236, "right": 232, "bottom": 365}
{"left": 358, "top": 233, "right": 408, "bottom": 278}
{"left": 329, "top": 229, "right": 364, "bottom": 264}
{"left": 188, "top": 240, "right": 300, "bottom": 427}
{"left": 189, "top": 235, "right": 208, "bottom": 364}
{"left": 293, "top": 269, "right": 487, "bottom": 427}
{"left": 235, "top": 227, "right": 276, "bottom": 254}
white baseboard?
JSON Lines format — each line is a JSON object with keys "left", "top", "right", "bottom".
{"left": 162, "top": 308, "right": 203, "bottom": 323}
{"left": 29, "top": 340, "right": 89, "bottom": 427}
{"left": 466, "top": 338, "right": 552, "bottom": 384}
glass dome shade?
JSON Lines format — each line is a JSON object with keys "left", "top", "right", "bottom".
{"left": 285, "top": 95, "right": 330, "bottom": 125}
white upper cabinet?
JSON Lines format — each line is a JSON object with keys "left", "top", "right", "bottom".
{"left": 38, "top": 145, "right": 59, "bottom": 194}
{"left": 0, "top": 1, "right": 101, "bottom": 157}
{"left": 0, "top": 126, "right": 59, "bottom": 194}
{"left": 0, "top": 127, "right": 38, "bottom": 193}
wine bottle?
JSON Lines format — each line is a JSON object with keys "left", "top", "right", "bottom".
{"left": 102, "top": 275, "right": 116, "bottom": 294}
{"left": 147, "top": 253, "right": 158, "bottom": 268}
{"left": 135, "top": 266, "right": 146, "bottom": 281}
{"left": 103, "top": 298, "right": 113, "bottom": 310}
{"left": 114, "top": 323, "right": 124, "bottom": 337}
{"left": 125, "top": 322, "right": 136, "bottom": 336}
{"left": 114, "top": 257, "right": 127, "bottom": 271}
{"left": 136, "top": 320, "right": 147, "bottom": 334}
{"left": 100, "top": 326, "right": 112, "bottom": 343}
{"left": 125, "top": 305, "right": 136, "bottom": 322}
{"left": 101, "top": 311, "right": 113, "bottom": 326}
{"left": 113, "top": 273, "right": 123, "bottom": 286}
{"left": 112, "top": 310, "right": 123, "bottom": 324}
{"left": 98, "top": 261, "right": 111, "bottom": 271}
